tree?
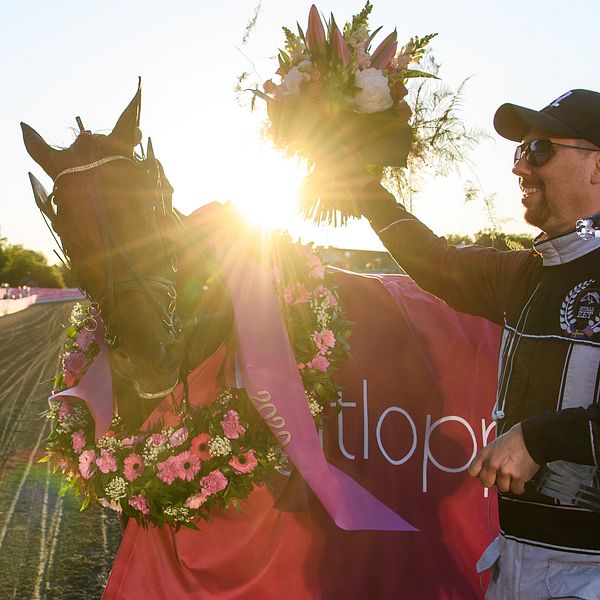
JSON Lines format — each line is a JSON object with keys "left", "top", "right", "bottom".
{"left": 0, "top": 244, "right": 65, "bottom": 287}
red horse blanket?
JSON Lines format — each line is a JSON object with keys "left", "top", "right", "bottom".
{"left": 103, "top": 271, "right": 500, "bottom": 599}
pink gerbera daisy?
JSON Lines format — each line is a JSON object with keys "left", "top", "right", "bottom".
{"left": 123, "top": 453, "right": 145, "bottom": 481}
{"left": 175, "top": 451, "right": 200, "bottom": 481}
{"left": 189, "top": 433, "right": 212, "bottom": 461}
{"left": 229, "top": 449, "right": 258, "bottom": 474}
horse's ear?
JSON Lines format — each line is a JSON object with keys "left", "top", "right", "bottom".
{"left": 21, "top": 122, "right": 61, "bottom": 179}
{"left": 110, "top": 79, "right": 142, "bottom": 147}
{"left": 28, "top": 172, "right": 56, "bottom": 223}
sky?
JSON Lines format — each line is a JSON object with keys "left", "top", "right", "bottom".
{"left": 1, "top": 0, "right": 599, "bottom": 262}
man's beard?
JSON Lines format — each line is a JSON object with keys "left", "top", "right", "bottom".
{"left": 522, "top": 179, "right": 551, "bottom": 230}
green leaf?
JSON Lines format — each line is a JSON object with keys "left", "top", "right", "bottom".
{"left": 80, "top": 495, "right": 91, "bottom": 511}
{"left": 37, "top": 454, "right": 51, "bottom": 464}
{"left": 404, "top": 69, "right": 439, "bottom": 80}
{"left": 248, "top": 89, "right": 274, "bottom": 104}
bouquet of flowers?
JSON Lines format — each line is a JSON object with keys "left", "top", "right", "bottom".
{"left": 253, "top": 2, "right": 436, "bottom": 225}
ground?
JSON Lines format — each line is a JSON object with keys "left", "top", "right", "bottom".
{"left": 0, "top": 302, "right": 120, "bottom": 599}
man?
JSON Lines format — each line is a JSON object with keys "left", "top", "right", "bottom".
{"left": 356, "top": 89, "right": 600, "bottom": 598}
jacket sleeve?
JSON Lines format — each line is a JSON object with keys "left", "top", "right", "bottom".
{"left": 359, "top": 182, "right": 534, "bottom": 325}
{"left": 521, "top": 406, "right": 600, "bottom": 466}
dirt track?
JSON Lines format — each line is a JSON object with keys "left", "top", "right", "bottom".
{"left": 0, "top": 302, "right": 120, "bottom": 599}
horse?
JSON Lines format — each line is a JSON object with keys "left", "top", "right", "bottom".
{"left": 22, "top": 83, "right": 233, "bottom": 429}
{"left": 21, "top": 85, "right": 501, "bottom": 599}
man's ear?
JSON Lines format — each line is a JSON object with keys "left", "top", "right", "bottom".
{"left": 591, "top": 152, "right": 600, "bottom": 185}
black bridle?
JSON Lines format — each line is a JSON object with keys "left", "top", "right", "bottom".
{"left": 49, "top": 139, "right": 181, "bottom": 350}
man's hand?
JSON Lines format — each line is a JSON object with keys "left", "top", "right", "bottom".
{"left": 468, "top": 423, "right": 540, "bottom": 494}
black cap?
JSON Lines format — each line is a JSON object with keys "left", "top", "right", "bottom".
{"left": 494, "top": 89, "right": 600, "bottom": 148}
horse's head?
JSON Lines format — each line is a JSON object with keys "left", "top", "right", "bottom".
{"left": 21, "top": 84, "right": 186, "bottom": 399}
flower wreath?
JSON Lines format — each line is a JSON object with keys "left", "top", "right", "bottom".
{"left": 41, "top": 235, "right": 351, "bottom": 528}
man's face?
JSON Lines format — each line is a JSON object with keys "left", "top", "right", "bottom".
{"left": 512, "top": 131, "right": 600, "bottom": 237}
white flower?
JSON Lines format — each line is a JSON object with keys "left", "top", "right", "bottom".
{"left": 104, "top": 477, "right": 127, "bottom": 502}
{"left": 281, "top": 67, "right": 306, "bottom": 94}
{"left": 163, "top": 505, "right": 191, "bottom": 523}
{"left": 208, "top": 436, "right": 232, "bottom": 458}
{"left": 353, "top": 68, "right": 393, "bottom": 114}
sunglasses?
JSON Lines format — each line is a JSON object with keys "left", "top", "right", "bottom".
{"left": 514, "top": 138, "right": 600, "bottom": 167}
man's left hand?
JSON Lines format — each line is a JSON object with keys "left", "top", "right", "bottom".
{"left": 468, "top": 423, "right": 540, "bottom": 494}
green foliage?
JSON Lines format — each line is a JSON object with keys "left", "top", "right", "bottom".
{"left": 0, "top": 243, "right": 65, "bottom": 287}
{"left": 383, "top": 58, "right": 487, "bottom": 213}
{"left": 445, "top": 230, "right": 533, "bottom": 250}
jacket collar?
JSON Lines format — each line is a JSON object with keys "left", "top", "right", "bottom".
{"left": 534, "top": 230, "right": 600, "bottom": 266}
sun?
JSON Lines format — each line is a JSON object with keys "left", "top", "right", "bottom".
{"left": 229, "top": 147, "right": 306, "bottom": 233}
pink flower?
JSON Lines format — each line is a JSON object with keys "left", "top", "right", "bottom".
{"left": 121, "top": 435, "right": 144, "bottom": 448}
{"left": 306, "top": 4, "right": 326, "bottom": 54}
{"left": 63, "top": 370, "right": 81, "bottom": 388}
{"left": 370, "top": 31, "right": 398, "bottom": 70}
{"left": 312, "top": 329, "right": 336, "bottom": 354}
{"left": 58, "top": 401, "right": 73, "bottom": 420}
{"left": 185, "top": 492, "right": 208, "bottom": 510}
{"left": 175, "top": 451, "right": 200, "bottom": 481}
{"left": 71, "top": 430, "right": 86, "bottom": 453}
{"left": 96, "top": 449, "right": 118, "bottom": 474}
{"left": 63, "top": 352, "right": 87, "bottom": 374}
{"left": 297, "top": 362, "right": 306, "bottom": 371}
{"left": 331, "top": 22, "right": 350, "bottom": 67}
{"left": 123, "top": 453, "right": 145, "bottom": 481}
{"left": 220, "top": 410, "right": 246, "bottom": 439}
{"left": 300, "top": 245, "right": 325, "bottom": 279}
{"left": 356, "top": 44, "right": 371, "bottom": 69}
{"left": 169, "top": 427, "right": 189, "bottom": 447}
{"left": 148, "top": 433, "right": 168, "bottom": 446}
{"left": 189, "top": 433, "right": 212, "bottom": 461}
{"left": 78, "top": 450, "right": 96, "bottom": 480}
{"left": 308, "top": 354, "right": 330, "bottom": 372}
{"left": 128, "top": 494, "right": 150, "bottom": 515}
{"left": 314, "top": 285, "right": 338, "bottom": 307}
{"left": 98, "top": 498, "right": 122, "bottom": 513}
{"left": 229, "top": 450, "right": 258, "bottom": 474}
{"left": 157, "top": 456, "right": 179, "bottom": 484}
{"left": 75, "top": 328, "right": 96, "bottom": 351}
{"left": 283, "top": 282, "right": 311, "bottom": 305}
{"left": 200, "top": 470, "right": 228, "bottom": 496}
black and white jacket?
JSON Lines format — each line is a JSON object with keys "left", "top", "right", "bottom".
{"left": 362, "top": 189, "right": 600, "bottom": 553}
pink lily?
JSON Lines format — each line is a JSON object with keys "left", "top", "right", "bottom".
{"left": 306, "top": 5, "right": 326, "bottom": 54}
{"left": 330, "top": 21, "right": 350, "bottom": 68}
{"left": 370, "top": 31, "right": 398, "bottom": 70}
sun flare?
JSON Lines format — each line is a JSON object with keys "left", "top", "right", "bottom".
{"left": 229, "top": 147, "right": 306, "bottom": 233}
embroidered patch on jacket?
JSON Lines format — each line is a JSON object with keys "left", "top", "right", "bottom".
{"left": 560, "top": 279, "right": 600, "bottom": 339}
